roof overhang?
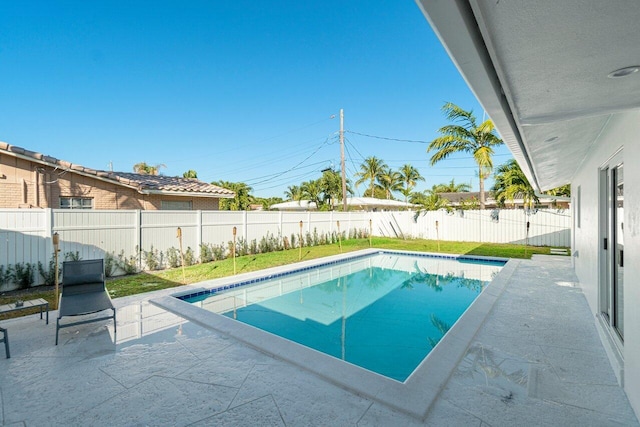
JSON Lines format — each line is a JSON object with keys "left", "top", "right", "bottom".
{"left": 416, "top": 0, "right": 640, "bottom": 191}
{"left": 140, "top": 189, "right": 235, "bottom": 198}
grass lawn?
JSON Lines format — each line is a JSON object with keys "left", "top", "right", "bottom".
{"left": 0, "top": 237, "right": 564, "bottom": 317}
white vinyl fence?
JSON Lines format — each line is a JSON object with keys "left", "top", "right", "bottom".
{"left": 0, "top": 208, "right": 570, "bottom": 290}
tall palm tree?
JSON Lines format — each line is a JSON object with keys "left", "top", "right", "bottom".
{"left": 355, "top": 156, "right": 387, "bottom": 198}
{"left": 377, "top": 167, "right": 402, "bottom": 200}
{"left": 133, "top": 162, "right": 166, "bottom": 175}
{"left": 427, "top": 102, "right": 503, "bottom": 209}
{"left": 492, "top": 159, "right": 538, "bottom": 208}
{"left": 398, "top": 164, "right": 425, "bottom": 204}
{"left": 432, "top": 178, "right": 471, "bottom": 193}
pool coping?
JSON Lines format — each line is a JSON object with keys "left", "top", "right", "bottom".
{"left": 151, "top": 248, "right": 518, "bottom": 420}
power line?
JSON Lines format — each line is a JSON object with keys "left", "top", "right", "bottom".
{"left": 346, "top": 130, "right": 431, "bottom": 144}
{"left": 246, "top": 138, "right": 331, "bottom": 186}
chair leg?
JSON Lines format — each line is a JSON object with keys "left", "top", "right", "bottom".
{"left": 1, "top": 327, "right": 9, "bottom": 359}
{"left": 55, "top": 319, "right": 60, "bottom": 346}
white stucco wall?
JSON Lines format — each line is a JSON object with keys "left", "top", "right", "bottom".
{"left": 572, "top": 110, "right": 640, "bottom": 417}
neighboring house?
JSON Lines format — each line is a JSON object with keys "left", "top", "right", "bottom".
{"left": 438, "top": 192, "right": 570, "bottom": 210}
{"left": 418, "top": 0, "right": 640, "bottom": 417}
{"left": 0, "top": 142, "right": 234, "bottom": 210}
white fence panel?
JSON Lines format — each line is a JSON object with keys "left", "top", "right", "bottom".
{"left": 0, "top": 207, "right": 571, "bottom": 291}
{"left": 202, "top": 211, "right": 245, "bottom": 246}
{"left": 140, "top": 210, "right": 199, "bottom": 255}
{"left": 53, "top": 210, "right": 138, "bottom": 261}
{"left": 0, "top": 209, "right": 49, "bottom": 275}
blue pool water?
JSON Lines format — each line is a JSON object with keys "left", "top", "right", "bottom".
{"left": 183, "top": 252, "right": 504, "bottom": 381}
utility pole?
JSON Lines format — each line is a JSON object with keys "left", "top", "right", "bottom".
{"left": 340, "top": 108, "right": 347, "bottom": 211}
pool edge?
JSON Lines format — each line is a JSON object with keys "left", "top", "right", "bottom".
{"left": 150, "top": 249, "right": 515, "bottom": 420}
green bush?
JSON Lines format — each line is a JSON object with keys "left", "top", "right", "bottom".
{"left": 183, "top": 247, "right": 195, "bottom": 266}
{"left": 104, "top": 252, "right": 117, "bottom": 277}
{"left": 117, "top": 250, "right": 139, "bottom": 275}
{"left": 38, "top": 255, "right": 60, "bottom": 286}
{"left": 166, "top": 247, "right": 180, "bottom": 268}
{"left": 0, "top": 265, "right": 14, "bottom": 288}
{"left": 143, "top": 245, "right": 160, "bottom": 270}
{"left": 13, "top": 262, "right": 34, "bottom": 289}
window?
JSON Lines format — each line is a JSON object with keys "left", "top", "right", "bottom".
{"left": 161, "top": 200, "right": 192, "bottom": 210}
{"left": 60, "top": 197, "right": 93, "bottom": 209}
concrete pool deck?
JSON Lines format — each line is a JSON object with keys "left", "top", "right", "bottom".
{"left": 1, "top": 255, "right": 638, "bottom": 426}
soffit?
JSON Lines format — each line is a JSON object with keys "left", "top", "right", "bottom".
{"left": 418, "top": 0, "right": 640, "bottom": 190}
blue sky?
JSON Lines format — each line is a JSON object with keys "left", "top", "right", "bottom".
{"left": 0, "top": 0, "right": 513, "bottom": 199}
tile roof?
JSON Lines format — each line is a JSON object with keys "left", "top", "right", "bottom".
{"left": 0, "top": 142, "right": 235, "bottom": 197}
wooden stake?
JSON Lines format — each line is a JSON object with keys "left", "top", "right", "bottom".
{"left": 299, "top": 221, "right": 303, "bottom": 261}
{"left": 177, "top": 227, "right": 186, "bottom": 284}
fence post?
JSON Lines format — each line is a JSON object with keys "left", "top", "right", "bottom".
{"left": 243, "top": 211, "right": 248, "bottom": 243}
{"left": 196, "top": 210, "right": 203, "bottom": 260}
{"left": 44, "top": 208, "right": 53, "bottom": 271}
{"left": 135, "top": 210, "right": 142, "bottom": 270}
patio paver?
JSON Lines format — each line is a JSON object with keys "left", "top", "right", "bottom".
{"left": 0, "top": 255, "right": 638, "bottom": 426}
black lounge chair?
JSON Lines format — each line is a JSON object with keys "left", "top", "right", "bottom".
{"left": 56, "top": 259, "right": 116, "bottom": 345}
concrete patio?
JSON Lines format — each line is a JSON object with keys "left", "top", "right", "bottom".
{"left": 0, "top": 255, "right": 638, "bottom": 426}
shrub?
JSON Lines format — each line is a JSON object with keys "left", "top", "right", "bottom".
{"left": 249, "top": 239, "right": 258, "bottom": 255}
{"left": 183, "top": 247, "right": 195, "bottom": 266}
{"left": 13, "top": 262, "right": 34, "bottom": 289}
{"left": 64, "top": 251, "right": 82, "bottom": 261}
{"left": 117, "top": 250, "right": 139, "bottom": 275}
{"left": 166, "top": 247, "right": 180, "bottom": 268}
{"left": 143, "top": 245, "right": 160, "bottom": 270}
{"left": 104, "top": 252, "right": 117, "bottom": 277}
{"left": 38, "top": 255, "right": 60, "bottom": 286}
{"left": 211, "top": 243, "right": 226, "bottom": 261}
{"left": 0, "top": 265, "right": 14, "bottom": 288}
{"left": 199, "top": 243, "right": 213, "bottom": 263}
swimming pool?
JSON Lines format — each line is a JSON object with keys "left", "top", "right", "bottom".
{"left": 153, "top": 249, "right": 515, "bottom": 419}
{"left": 181, "top": 252, "right": 504, "bottom": 381}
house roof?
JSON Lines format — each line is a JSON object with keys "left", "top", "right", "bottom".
{"left": 269, "top": 200, "right": 318, "bottom": 211}
{"left": 417, "top": 1, "right": 640, "bottom": 191}
{"left": 0, "top": 142, "right": 235, "bottom": 198}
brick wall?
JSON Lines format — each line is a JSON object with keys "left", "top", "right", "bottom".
{"left": 0, "top": 156, "right": 222, "bottom": 210}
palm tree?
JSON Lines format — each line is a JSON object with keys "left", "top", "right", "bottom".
{"left": 133, "top": 162, "right": 166, "bottom": 175}
{"left": 182, "top": 170, "right": 198, "bottom": 179}
{"left": 398, "top": 164, "right": 425, "bottom": 204}
{"left": 377, "top": 167, "right": 402, "bottom": 200}
{"left": 301, "top": 180, "right": 323, "bottom": 207}
{"left": 355, "top": 157, "right": 387, "bottom": 198}
{"left": 410, "top": 186, "right": 450, "bottom": 211}
{"left": 212, "top": 180, "right": 253, "bottom": 210}
{"left": 492, "top": 159, "right": 538, "bottom": 208}
{"left": 432, "top": 178, "right": 471, "bottom": 193}
{"left": 427, "top": 102, "right": 503, "bottom": 209}
{"left": 284, "top": 185, "right": 303, "bottom": 201}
